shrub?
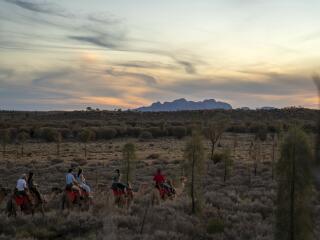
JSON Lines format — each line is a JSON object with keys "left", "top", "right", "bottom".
{"left": 170, "top": 126, "right": 187, "bottom": 139}
{"left": 127, "top": 127, "right": 142, "bottom": 137}
{"left": 147, "top": 153, "right": 160, "bottom": 159}
{"left": 40, "top": 127, "right": 58, "bottom": 142}
{"left": 95, "top": 127, "right": 117, "bottom": 140}
{"left": 147, "top": 127, "right": 166, "bottom": 138}
{"left": 139, "top": 131, "right": 153, "bottom": 140}
{"left": 59, "top": 128, "right": 72, "bottom": 139}
{"left": 212, "top": 152, "right": 224, "bottom": 164}
{"left": 207, "top": 218, "right": 225, "bottom": 234}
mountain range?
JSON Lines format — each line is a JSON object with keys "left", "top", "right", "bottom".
{"left": 135, "top": 98, "right": 232, "bottom": 112}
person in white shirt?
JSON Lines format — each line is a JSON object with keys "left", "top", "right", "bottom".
{"left": 65, "top": 169, "right": 81, "bottom": 195}
{"left": 16, "top": 174, "right": 28, "bottom": 196}
{"left": 77, "top": 168, "right": 91, "bottom": 194}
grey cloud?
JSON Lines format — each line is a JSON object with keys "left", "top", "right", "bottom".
{"left": 237, "top": 70, "right": 281, "bottom": 78}
{"left": 0, "top": 67, "right": 16, "bottom": 79}
{"left": 162, "top": 74, "right": 314, "bottom": 96}
{"left": 175, "top": 60, "right": 197, "bottom": 74}
{"left": 106, "top": 69, "right": 157, "bottom": 85}
{"left": 115, "top": 61, "right": 177, "bottom": 70}
{"left": 5, "top": 0, "right": 72, "bottom": 18}
{"left": 32, "top": 69, "right": 72, "bottom": 85}
{"left": 68, "top": 36, "right": 119, "bottom": 49}
{"left": 88, "top": 13, "right": 123, "bottom": 25}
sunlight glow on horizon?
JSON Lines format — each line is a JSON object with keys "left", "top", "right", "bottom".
{"left": 0, "top": 0, "right": 319, "bottom": 110}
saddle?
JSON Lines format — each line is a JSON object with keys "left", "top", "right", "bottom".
{"left": 65, "top": 188, "right": 88, "bottom": 203}
{"left": 14, "top": 192, "right": 30, "bottom": 206}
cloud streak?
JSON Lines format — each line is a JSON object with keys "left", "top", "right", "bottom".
{"left": 5, "top": 0, "right": 73, "bottom": 18}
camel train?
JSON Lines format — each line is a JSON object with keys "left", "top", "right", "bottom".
{"left": 0, "top": 168, "right": 187, "bottom": 217}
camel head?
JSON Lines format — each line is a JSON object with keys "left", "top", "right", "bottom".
{"left": 180, "top": 176, "right": 188, "bottom": 184}
{"left": 51, "top": 187, "right": 63, "bottom": 194}
{"left": 0, "top": 187, "right": 11, "bottom": 196}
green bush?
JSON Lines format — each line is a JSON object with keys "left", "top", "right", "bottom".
{"left": 139, "top": 131, "right": 153, "bottom": 140}
{"left": 207, "top": 218, "right": 225, "bottom": 234}
{"left": 127, "top": 127, "right": 142, "bottom": 137}
{"left": 40, "top": 128, "right": 58, "bottom": 142}
{"left": 169, "top": 126, "right": 187, "bottom": 139}
{"left": 212, "top": 152, "right": 224, "bottom": 164}
{"left": 95, "top": 127, "right": 117, "bottom": 140}
{"left": 147, "top": 127, "right": 166, "bottom": 138}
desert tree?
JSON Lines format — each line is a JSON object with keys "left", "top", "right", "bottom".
{"left": 252, "top": 127, "right": 267, "bottom": 176}
{"left": 247, "top": 141, "right": 254, "bottom": 184}
{"left": 232, "top": 133, "right": 238, "bottom": 157}
{"left": 122, "top": 143, "right": 136, "bottom": 185}
{"left": 0, "top": 129, "right": 10, "bottom": 158}
{"left": 252, "top": 138, "right": 261, "bottom": 176}
{"left": 54, "top": 131, "right": 62, "bottom": 157}
{"left": 78, "top": 129, "right": 93, "bottom": 159}
{"left": 205, "top": 119, "right": 228, "bottom": 163}
{"left": 270, "top": 133, "right": 278, "bottom": 180}
{"left": 184, "top": 131, "right": 205, "bottom": 214}
{"left": 222, "top": 149, "right": 233, "bottom": 182}
{"left": 17, "top": 131, "right": 29, "bottom": 157}
{"left": 313, "top": 74, "right": 320, "bottom": 165}
{"left": 275, "top": 127, "right": 313, "bottom": 240}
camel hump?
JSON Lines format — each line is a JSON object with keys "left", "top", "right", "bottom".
{"left": 51, "top": 187, "right": 63, "bottom": 194}
{"left": 0, "top": 187, "right": 11, "bottom": 195}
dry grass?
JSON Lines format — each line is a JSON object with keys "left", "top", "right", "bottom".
{"left": 0, "top": 134, "right": 319, "bottom": 239}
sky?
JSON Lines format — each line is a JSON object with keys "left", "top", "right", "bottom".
{"left": 0, "top": 0, "right": 319, "bottom": 110}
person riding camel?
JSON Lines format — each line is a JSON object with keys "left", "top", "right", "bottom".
{"left": 15, "top": 174, "right": 31, "bottom": 203}
{"left": 27, "top": 171, "right": 43, "bottom": 202}
{"left": 153, "top": 169, "right": 165, "bottom": 187}
{"left": 65, "top": 168, "right": 81, "bottom": 196}
{"left": 77, "top": 168, "right": 91, "bottom": 195}
{"left": 153, "top": 169, "right": 174, "bottom": 195}
{"left": 111, "top": 169, "right": 127, "bottom": 192}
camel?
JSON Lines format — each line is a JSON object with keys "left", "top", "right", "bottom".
{"left": 111, "top": 183, "right": 134, "bottom": 209}
{"left": 61, "top": 187, "right": 92, "bottom": 211}
{"left": 6, "top": 190, "right": 45, "bottom": 217}
{"left": 6, "top": 187, "right": 64, "bottom": 217}
{"left": 151, "top": 176, "right": 187, "bottom": 206}
{"left": 0, "top": 187, "right": 11, "bottom": 206}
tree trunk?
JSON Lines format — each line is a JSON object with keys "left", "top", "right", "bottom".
{"left": 224, "top": 160, "right": 227, "bottom": 182}
{"left": 254, "top": 162, "right": 257, "bottom": 176}
{"left": 248, "top": 164, "right": 251, "bottom": 187}
{"left": 191, "top": 146, "right": 196, "bottom": 214}
{"left": 289, "top": 142, "right": 296, "bottom": 240}
{"left": 126, "top": 157, "right": 130, "bottom": 185}
{"left": 84, "top": 144, "right": 87, "bottom": 160}
{"left": 21, "top": 144, "right": 24, "bottom": 157}
{"left": 16, "top": 144, "right": 19, "bottom": 159}
{"left": 57, "top": 142, "right": 60, "bottom": 157}
{"left": 210, "top": 142, "right": 215, "bottom": 162}
{"left": 2, "top": 144, "right": 6, "bottom": 158}
{"left": 271, "top": 138, "right": 275, "bottom": 180}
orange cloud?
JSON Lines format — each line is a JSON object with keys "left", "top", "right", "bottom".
{"left": 79, "top": 96, "right": 149, "bottom": 109}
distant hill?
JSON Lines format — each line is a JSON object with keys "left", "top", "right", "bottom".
{"left": 259, "top": 106, "right": 277, "bottom": 110}
{"left": 135, "top": 98, "right": 232, "bottom": 112}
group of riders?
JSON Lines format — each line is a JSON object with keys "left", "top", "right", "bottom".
{"left": 13, "top": 168, "right": 176, "bottom": 209}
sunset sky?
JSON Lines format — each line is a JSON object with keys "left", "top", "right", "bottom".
{"left": 0, "top": 0, "right": 319, "bottom": 110}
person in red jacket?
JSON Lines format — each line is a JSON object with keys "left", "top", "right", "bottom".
{"left": 153, "top": 169, "right": 165, "bottom": 187}
{"left": 153, "top": 169, "right": 175, "bottom": 195}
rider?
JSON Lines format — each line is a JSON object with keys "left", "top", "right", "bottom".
{"left": 111, "top": 169, "right": 127, "bottom": 192}
{"left": 153, "top": 169, "right": 165, "bottom": 187}
{"left": 16, "top": 174, "right": 29, "bottom": 197}
{"left": 27, "top": 171, "right": 42, "bottom": 202}
{"left": 77, "top": 168, "right": 91, "bottom": 194}
{"left": 66, "top": 168, "right": 81, "bottom": 195}
{"left": 153, "top": 169, "right": 174, "bottom": 194}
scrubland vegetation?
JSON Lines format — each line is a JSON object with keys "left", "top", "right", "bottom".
{"left": 0, "top": 108, "right": 319, "bottom": 239}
